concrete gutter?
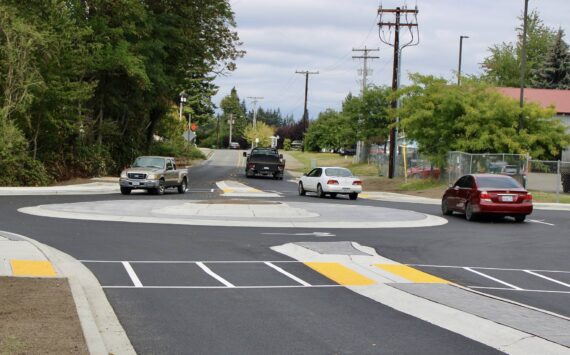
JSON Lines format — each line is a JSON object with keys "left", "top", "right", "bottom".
{"left": 0, "top": 231, "right": 135, "bottom": 355}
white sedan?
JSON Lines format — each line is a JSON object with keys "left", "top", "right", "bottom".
{"left": 298, "top": 167, "right": 362, "bottom": 200}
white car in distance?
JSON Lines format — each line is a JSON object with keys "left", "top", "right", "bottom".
{"left": 298, "top": 167, "right": 362, "bottom": 200}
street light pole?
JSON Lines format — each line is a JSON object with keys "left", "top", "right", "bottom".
{"left": 458, "top": 35, "right": 469, "bottom": 85}
{"left": 179, "top": 91, "right": 188, "bottom": 121}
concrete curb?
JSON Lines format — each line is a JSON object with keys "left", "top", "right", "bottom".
{"left": 10, "top": 232, "right": 135, "bottom": 355}
{"left": 272, "top": 242, "right": 570, "bottom": 354}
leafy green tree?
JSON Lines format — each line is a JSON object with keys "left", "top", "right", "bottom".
{"left": 243, "top": 122, "right": 275, "bottom": 147}
{"left": 532, "top": 28, "right": 570, "bottom": 89}
{"left": 397, "top": 74, "right": 569, "bottom": 167}
{"left": 482, "top": 10, "right": 556, "bottom": 86}
{"left": 341, "top": 86, "right": 392, "bottom": 143}
{"left": 304, "top": 109, "right": 355, "bottom": 152}
{"left": 220, "top": 87, "right": 247, "bottom": 137}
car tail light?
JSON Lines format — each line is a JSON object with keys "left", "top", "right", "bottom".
{"left": 327, "top": 179, "right": 339, "bottom": 185}
{"left": 524, "top": 193, "right": 533, "bottom": 202}
{"left": 352, "top": 180, "right": 362, "bottom": 186}
{"left": 247, "top": 163, "right": 255, "bottom": 169}
{"left": 480, "top": 191, "right": 492, "bottom": 202}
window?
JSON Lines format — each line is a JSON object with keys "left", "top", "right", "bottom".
{"left": 166, "top": 161, "right": 173, "bottom": 170}
{"left": 476, "top": 176, "right": 522, "bottom": 189}
{"left": 325, "top": 168, "right": 353, "bottom": 177}
{"left": 308, "top": 168, "right": 322, "bottom": 177}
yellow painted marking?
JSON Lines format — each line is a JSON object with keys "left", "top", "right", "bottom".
{"left": 304, "top": 262, "right": 375, "bottom": 286}
{"left": 375, "top": 264, "right": 449, "bottom": 283}
{"left": 11, "top": 260, "right": 57, "bottom": 277}
{"left": 222, "top": 188, "right": 234, "bottom": 193}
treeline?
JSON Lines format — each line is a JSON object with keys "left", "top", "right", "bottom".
{"left": 0, "top": 0, "right": 243, "bottom": 186}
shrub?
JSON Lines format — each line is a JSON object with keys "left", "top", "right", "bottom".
{"left": 283, "top": 138, "right": 292, "bottom": 151}
{"left": 149, "top": 138, "right": 205, "bottom": 160}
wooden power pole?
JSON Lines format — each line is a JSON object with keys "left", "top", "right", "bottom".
{"left": 378, "top": 5, "right": 419, "bottom": 179}
{"left": 295, "top": 70, "right": 319, "bottom": 147}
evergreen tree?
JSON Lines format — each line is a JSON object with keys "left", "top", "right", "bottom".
{"left": 532, "top": 28, "right": 570, "bottom": 89}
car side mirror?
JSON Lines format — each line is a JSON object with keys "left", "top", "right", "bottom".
{"left": 243, "top": 152, "right": 247, "bottom": 157}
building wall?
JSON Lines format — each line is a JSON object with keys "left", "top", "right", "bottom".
{"left": 559, "top": 114, "right": 570, "bottom": 161}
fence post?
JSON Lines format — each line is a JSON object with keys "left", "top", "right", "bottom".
{"left": 556, "top": 160, "right": 561, "bottom": 204}
{"left": 469, "top": 154, "right": 473, "bottom": 174}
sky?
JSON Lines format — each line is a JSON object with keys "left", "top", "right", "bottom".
{"left": 212, "top": 0, "right": 570, "bottom": 121}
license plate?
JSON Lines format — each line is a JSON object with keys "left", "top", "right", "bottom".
{"left": 263, "top": 166, "right": 269, "bottom": 170}
{"left": 501, "top": 195, "right": 514, "bottom": 202}
{"left": 342, "top": 188, "right": 350, "bottom": 191}
{"left": 132, "top": 182, "right": 140, "bottom": 186}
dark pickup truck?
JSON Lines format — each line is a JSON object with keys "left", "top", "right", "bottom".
{"left": 243, "top": 147, "right": 286, "bottom": 179}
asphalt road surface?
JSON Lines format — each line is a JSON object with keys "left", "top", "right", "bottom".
{"left": 1, "top": 149, "right": 568, "bottom": 354}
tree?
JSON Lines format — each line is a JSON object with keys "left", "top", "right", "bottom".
{"left": 397, "top": 74, "right": 569, "bottom": 167}
{"left": 532, "top": 28, "right": 570, "bottom": 89}
{"left": 341, "top": 86, "right": 392, "bottom": 143}
{"left": 481, "top": 10, "right": 556, "bottom": 86}
{"left": 243, "top": 121, "right": 275, "bottom": 147}
{"left": 220, "top": 87, "right": 247, "bottom": 139}
{"left": 304, "top": 109, "right": 355, "bottom": 152}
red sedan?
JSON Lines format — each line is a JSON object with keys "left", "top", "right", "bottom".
{"left": 442, "top": 174, "right": 533, "bottom": 222}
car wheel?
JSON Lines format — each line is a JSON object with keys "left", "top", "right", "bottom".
{"left": 349, "top": 193, "right": 358, "bottom": 200}
{"left": 120, "top": 187, "right": 131, "bottom": 195}
{"left": 317, "top": 184, "right": 325, "bottom": 198}
{"left": 514, "top": 215, "right": 526, "bottom": 223}
{"left": 156, "top": 180, "right": 165, "bottom": 195}
{"left": 330, "top": 193, "right": 337, "bottom": 198}
{"left": 298, "top": 182, "right": 306, "bottom": 196}
{"left": 441, "top": 198, "right": 453, "bottom": 216}
{"left": 465, "top": 202, "right": 476, "bottom": 221}
{"left": 177, "top": 178, "right": 187, "bottom": 193}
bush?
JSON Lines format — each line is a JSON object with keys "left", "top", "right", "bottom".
{"left": 149, "top": 138, "right": 205, "bottom": 160}
{"left": 283, "top": 138, "right": 292, "bottom": 151}
{"left": 0, "top": 156, "right": 52, "bottom": 186}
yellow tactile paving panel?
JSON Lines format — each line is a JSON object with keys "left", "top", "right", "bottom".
{"left": 304, "top": 262, "right": 376, "bottom": 286}
{"left": 375, "top": 264, "right": 449, "bottom": 284}
{"left": 10, "top": 260, "right": 57, "bottom": 277}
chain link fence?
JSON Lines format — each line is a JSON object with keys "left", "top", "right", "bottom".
{"left": 367, "top": 144, "right": 438, "bottom": 179}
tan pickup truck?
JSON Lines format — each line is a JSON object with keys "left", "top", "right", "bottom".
{"left": 119, "top": 156, "right": 188, "bottom": 195}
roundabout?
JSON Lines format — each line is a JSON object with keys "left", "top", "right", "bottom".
{"left": 19, "top": 199, "right": 448, "bottom": 229}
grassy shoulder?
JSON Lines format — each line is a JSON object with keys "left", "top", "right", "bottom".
{"left": 285, "top": 151, "right": 570, "bottom": 203}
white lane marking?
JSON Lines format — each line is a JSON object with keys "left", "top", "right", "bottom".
{"left": 196, "top": 262, "right": 235, "bottom": 288}
{"left": 264, "top": 262, "right": 311, "bottom": 286}
{"left": 463, "top": 267, "right": 522, "bottom": 290}
{"left": 102, "top": 285, "right": 342, "bottom": 289}
{"left": 82, "top": 260, "right": 302, "bottom": 263}
{"left": 262, "top": 232, "right": 336, "bottom": 237}
{"left": 527, "top": 219, "right": 555, "bottom": 226}
{"left": 122, "top": 261, "right": 143, "bottom": 288}
{"left": 408, "top": 264, "right": 570, "bottom": 274}
{"left": 469, "top": 286, "right": 570, "bottom": 295}
{"left": 524, "top": 270, "right": 570, "bottom": 288}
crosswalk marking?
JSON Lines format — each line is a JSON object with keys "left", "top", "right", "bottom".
{"left": 265, "top": 262, "right": 311, "bottom": 286}
{"left": 524, "top": 270, "right": 570, "bottom": 288}
{"left": 196, "top": 262, "right": 235, "bottom": 288}
{"left": 464, "top": 267, "right": 522, "bottom": 290}
{"left": 122, "top": 261, "right": 143, "bottom": 287}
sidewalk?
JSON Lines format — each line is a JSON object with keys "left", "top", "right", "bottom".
{"left": 0, "top": 231, "right": 135, "bottom": 354}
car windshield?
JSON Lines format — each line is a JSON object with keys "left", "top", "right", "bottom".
{"left": 476, "top": 176, "right": 521, "bottom": 189}
{"left": 132, "top": 157, "right": 165, "bottom": 169}
{"left": 325, "top": 168, "right": 353, "bottom": 177}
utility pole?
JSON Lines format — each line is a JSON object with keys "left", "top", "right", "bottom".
{"left": 228, "top": 114, "right": 234, "bottom": 147}
{"left": 519, "top": 0, "right": 529, "bottom": 132}
{"left": 247, "top": 96, "right": 263, "bottom": 148}
{"left": 352, "top": 47, "right": 380, "bottom": 163}
{"left": 458, "top": 35, "right": 469, "bottom": 85}
{"left": 378, "top": 5, "right": 419, "bottom": 179}
{"left": 247, "top": 96, "right": 264, "bottom": 129}
{"left": 295, "top": 70, "right": 319, "bottom": 149}
{"left": 352, "top": 47, "right": 380, "bottom": 94}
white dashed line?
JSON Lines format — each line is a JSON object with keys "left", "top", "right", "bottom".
{"left": 527, "top": 219, "right": 555, "bottom": 226}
